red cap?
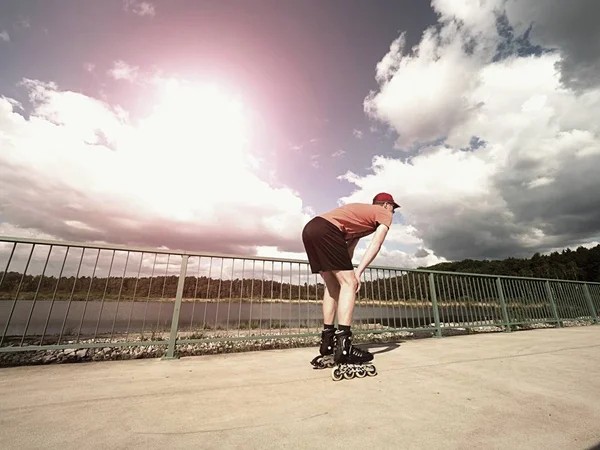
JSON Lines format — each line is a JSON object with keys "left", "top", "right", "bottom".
{"left": 373, "top": 192, "right": 400, "bottom": 209}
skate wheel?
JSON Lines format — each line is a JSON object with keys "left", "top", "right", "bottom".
{"left": 356, "top": 368, "right": 367, "bottom": 378}
{"left": 331, "top": 367, "right": 343, "bottom": 381}
{"left": 323, "top": 355, "right": 334, "bottom": 368}
{"left": 343, "top": 370, "right": 354, "bottom": 380}
{"left": 366, "top": 365, "right": 377, "bottom": 376}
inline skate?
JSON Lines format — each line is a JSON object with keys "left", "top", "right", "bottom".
{"left": 310, "top": 328, "right": 336, "bottom": 369}
{"left": 331, "top": 329, "right": 377, "bottom": 381}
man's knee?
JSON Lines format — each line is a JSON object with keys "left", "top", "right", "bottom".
{"left": 333, "top": 270, "right": 358, "bottom": 290}
{"left": 320, "top": 271, "right": 341, "bottom": 292}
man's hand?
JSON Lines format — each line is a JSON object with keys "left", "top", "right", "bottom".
{"left": 354, "top": 268, "right": 362, "bottom": 293}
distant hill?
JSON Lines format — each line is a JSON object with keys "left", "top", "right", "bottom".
{"left": 422, "top": 245, "right": 600, "bottom": 282}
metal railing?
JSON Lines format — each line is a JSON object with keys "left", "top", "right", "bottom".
{"left": 0, "top": 236, "right": 598, "bottom": 360}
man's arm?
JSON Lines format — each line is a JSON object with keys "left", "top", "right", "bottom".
{"left": 356, "top": 224, "right": 389, "bottom": 276}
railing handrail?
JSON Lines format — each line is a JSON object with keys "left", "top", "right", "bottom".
{"left": 1, "top": 235, "right": 599, "bottom": 285}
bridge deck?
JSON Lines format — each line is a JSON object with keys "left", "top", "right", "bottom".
{"left": 1, "top": 327, "right": 599, "bottom": 450}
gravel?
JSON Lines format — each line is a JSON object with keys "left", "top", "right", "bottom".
{"left": 0, "top": 318, "right": 594, "bottom": 368}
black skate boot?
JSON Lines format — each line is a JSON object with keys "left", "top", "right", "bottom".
{"left": 310, "top": 328, "right": 336, "bottom": 369}
{"left": 331, "top": 329, "right": 377, "bottom": 381}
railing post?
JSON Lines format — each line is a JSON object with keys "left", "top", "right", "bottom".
{"left": 582, "top": 284, "right": 599, "bottom": 324}
{"left": 428, "top": 273, "right": 442, "bottom": 338}
{"left": 163, "top": 255, "right": 189, "bottom": 360}
{"left": 496, "top": 277, "right": 511, "bottom": 332}
{"left": 544, "top": 280, "right": 562, "bottom": 328}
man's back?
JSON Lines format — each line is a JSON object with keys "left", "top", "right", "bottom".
{"left": 319, "top": 203, "right": 393, "bottom": 241}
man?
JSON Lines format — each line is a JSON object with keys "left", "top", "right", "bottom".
{"left": 302, "top": 192, "right": 400, "bottom": 368}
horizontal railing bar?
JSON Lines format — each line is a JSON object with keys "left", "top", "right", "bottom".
{"left": 1, "top": 319, "right": 591, "bottom": 353}
{"left": 0, "top": 327, "right": 437, "bottom": 353}
{"left": 0, "top": 235, "right": 309, "bottom": 265}
{"left": 179, "top": 332, "right": 318, "bottom": 344}
{"left": 177, "top": 327, "right": 438, "bottom": 344}
{"left": 441, "top": 319, "right": 559, "bottom": 327}
{"left": 0, "top": 340, "right": 169, "bottom": 353}
{"left": 1, "top": 235, "right": 599, "bottom": 285}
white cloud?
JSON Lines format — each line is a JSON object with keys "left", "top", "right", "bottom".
{"left": 255, "top": 235, "right": 447, "bottom": 270}
{"left": 351, "top": 0, "right": 600, "bottom": 262}
{"left": 83, "top": 62, "right": 95, "bottom": 73}
{"left": 331, "top": 149, "right": 346, "bottom": 158}
{"left": 353, "top": 129, "right": 363, "bottom": 139}
{"left": 384, "top": 224, "right": 423, "bottom": 247}
{"left": 108, "top": 60, "right": 139, "bottom": 82}
{"left": 0, "top": 30, "right": 10, "bottom": 42}
{"left": 352, "top": 242, "right": 446, "bottom": 269}
{"left": 311, "top": 154, "right": 320, "bottom": 169}
{"left": 123, "top": 0, "right": 156, "bottom": 17}
{"left": 542, "top": 241, "right": 600, "bottom": 256}
{"left": 503, "top": 0, "right": 600, "bottom": 90}
{"left": 348, "top": 221, "right": 447, "bottom": 269}
{"left": 0, "top": 222, "right": 59, "bottom": 241}
{"left": 431, "top": 0, "right": 503, "bottom": 37}
{"left": 365, "top": 24, "right": 488, "bottom": 148}
{"left": 0, "top": 78, "right": 311, "bottom": 256}
{"left": 4, "top": 97, "right": 23, "bottom": 111}
{"left": 255, "top": 246, "right": 307, "bottom": 261}
{"left": 290, "top": 137, "right": 320, "bottom": 152}
{"left": 14, "top": 17, "right": 31, "bottom": 29}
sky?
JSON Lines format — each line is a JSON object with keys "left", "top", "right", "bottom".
{"left": 1, "top": 0, "right": 599, "bottom": 270}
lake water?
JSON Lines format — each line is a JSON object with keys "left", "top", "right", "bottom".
{"left": 0, "top": 299, "right": 500, "bottom": 339}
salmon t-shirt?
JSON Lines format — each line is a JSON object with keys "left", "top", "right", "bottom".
{"left": 319, "top": 203, "right": 393, "bottom": 241}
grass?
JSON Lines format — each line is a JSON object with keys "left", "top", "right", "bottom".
{"left": 1, "top": 292, "right": 569, "bottom": 311}
{"left": 0, "top": 292, "right": 493, "bottom": 305}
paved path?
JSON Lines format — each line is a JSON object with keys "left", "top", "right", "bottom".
{"left": 1, "top": 327, "right": 600, "bottom": 450}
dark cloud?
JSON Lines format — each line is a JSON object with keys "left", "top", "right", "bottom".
{"left": 505, "top": 0, "right": 600, "bottom": 90}
{"left": 345, "top": 0, "right": 600, "bottom": 263}
{"left": 415, "top": 147, "right": 600, "bottom": 261}
{"left": 414, "top": 248, "right": 429, "bottom": 258}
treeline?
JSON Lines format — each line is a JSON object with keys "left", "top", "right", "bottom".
{"left": 424, "top": 245, "right": 600, "bottom": 282}
{"left": 1, "top": 245, "right": 598, "bottom": 302}
{"left": 0, "top": 271, "right": 433, "bottom": 301}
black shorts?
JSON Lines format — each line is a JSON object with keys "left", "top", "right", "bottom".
{"left": 302, "top": 217, "right": 354, "bottom": 274}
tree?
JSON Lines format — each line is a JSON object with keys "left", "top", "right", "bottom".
{"left": 424, "top": 245, "right": 600, "bottom": 282}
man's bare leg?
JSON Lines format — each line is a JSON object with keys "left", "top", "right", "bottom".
{"left": 320, "top": 271, "right": 340, "bottom": 325}
{"left": 332, "top": 269, "right": 358, "bottom": 326}
{"left": 330, "top": 269, "right": 374, "bottom": 367}
{"left": 310, "top": 271, "right": 341, "bottom": 368}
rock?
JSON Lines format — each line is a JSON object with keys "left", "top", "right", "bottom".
{"left": 76, "top": 349, "right": 87, "bottom": 358}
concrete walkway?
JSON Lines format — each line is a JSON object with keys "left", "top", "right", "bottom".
{"left": 1, "top": 327, "right": 599, "bottom": 450}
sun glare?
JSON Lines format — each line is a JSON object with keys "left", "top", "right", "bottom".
{"left": 112, "top": 78, "right": 254, "bottom": 220}
{"left": 127, "top": 79, "right": 250, "bottom": 176}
